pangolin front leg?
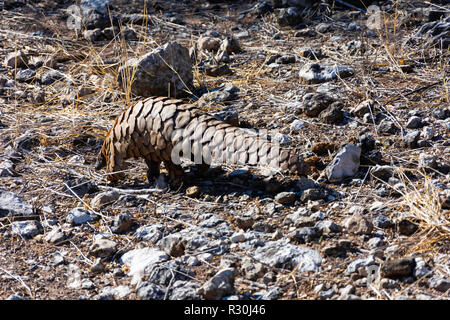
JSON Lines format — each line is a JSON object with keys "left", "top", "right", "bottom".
{"left": 95, "top": 96, "right": 309, "bottom": 187}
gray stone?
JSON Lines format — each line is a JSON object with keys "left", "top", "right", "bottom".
{"left": 0, "top": 159, "right": 16, "bottom": 177}
{"left": 44, "top": 227, "right": 68, "bottom": 244}
{"left": 413, "top": 258, "right": 431, "bottom": 278}
{"left": 11, "top": 220, "right": 43, "bottom": 239}
{"left": 211, "top": 106, "right": 239, "bottom": 126}
{"left": 345, "top": 256, "right": 376, "bottom": 274}
{"left": 378, "top": 119, "right": 397, "bottom": 135}
{"left": 351, "top": 99, "right": 376, "bottom": 118}
{"left": 319, "top": 102, "right": 344, "bottom": 124}
{"left": 242, "top": 257, "right": 266, "bottom": 280}
{"left": 288, "top": 227, "right": 320, "bottom": 243}
{"left": 316, "top": 23, "right": 331, "bottom": 33}
{"left": 275, "top": 191, "right": 296, "bottom": 204}
{"left": 159, "top": 234, "right": 185, "bottom": 257}
{"left": 15, "top": 69, "right": 35, "bottom": 82}
{"left": 290, "top": 119, "right": 305, "bottom": 132}
{"left": 41, "top": 70, "right": 67, "bottom": 85}
{"left": 90, "top": 191, "right": 120, "bottom": 209}
{"left": 66, "top": 207, "right": 96, "bottom": 225}
{"left": 169, "top": 280, "right": 201, "bottom": 300}
{"left": 318, "top": 287, "right": 336, "bottom": 299}
{"left": 62, "top": 177, "right": 96, "bottom": 198}
{"left": 99, "top": 285, "right": 131, "bottom": 299}
{"left": 418, "top": 152, "right": 437, "bottom": 169}
{"left": 79, "top": 0, "right": 112, "bottom": 30}
{"left": 403, "top": 130, "right": 420, "bottom": 148}
{"left": 133, "top": 224, "right": 165, "bottom": 243}
{"left": 201, "top": 83, "right": 240, "bottom": 105}
{"left": 300, "top": 93, "right": 335, "bottom": 117}
{"left": 322, "top": 240, "right": 352, "bottom": 257}
{"left": 199, "top": 214, "right": 226, "bottom": 228}
{"left": 146, "top": 260, "right": 194, "bottom": 287}
{"left": 343, "top": 40, "right": 363, "bottom": 54}
{"left": 0, "top": 189, "right": 34, "bottom": 217}
{"left": 49, "top": 252, "right": 65, "bottom": 266}
{"left": 344, "top": 212, "right": 373, "bottom": 235}
{"left": 119, "top": 247, "right": 169, "bottom": 285}
{"left": 300, "top": 188, "right": 327, "bottom": 202}
{"left": 111, "top": 211, "right": 134, "bottom": 234}
{"left": 428, "top": 276, "right": 450, "bottom": 292}
{"left": 374, "top": 213, "right": 392, "bottom": 229}
{"left": 83, "top": 28, "right": 103, "bottom": 42}
{"left": 66, "top": 264, "right": 82, "bottom": 289}
{"left": 370, "top": 165, "right": 393, "bottom": 182}
{"left": 230, "top": 232, "right": 246, "bottom": 243}
{"left": 6, "top": 294, "right": 27, "bottom": 300}
{"left": 273, "top": 132, "right": 291, "bottom": 145}
{"left": 276, "top": 55, "right": 296, "bottom": 64}
{"left": 118, "top": 41, "right": 192, "bottom": 98}
{"left": 4, "top": 51, "right": 29, "bottom": 68}
{"left": 136, "top": 282, "right": 165, "bottom": 300}
{"left": 367, "top": 237, "right": 384, "bottom": 249}
{"left": 299, "top": 47, "right": 325, "bottom": 60}
{"left": 326, "top": 145, "right": 361, "bottom": 183}
{"left": 406, "top": 116, "right": 422, "bottom": 129}
{"left": 198, "top": 268, "right": 236, "bottom": 300}
{"left": 277, "top": 7, "right": 302, "bottom": 27}
{"left": 253, "top": 239, "right": 321, "bottom": 272}
{"left": 89, "top": 239, "right": 118, "bottom": 258}
{"left": 421, "top": 126, "right": 434, "bottom": 140}
{"left": 81, "top": 279, "right": 95, "bottom": 290}
{"left": 261, "top": 286, "right": 282, "bottom": 300}
{"left": 299, "top": 63, "right": 353, "bottom": 84}
{"left": 314, "top": 220, "right": 341, "bottom": 234}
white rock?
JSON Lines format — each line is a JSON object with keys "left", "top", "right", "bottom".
{"left": 414, "top": 257, "right": 431, "bottom": 278}
{"left": 326, "top": 144, "right": 361, "bottom": 183}
{"left": 11, "top": 220, "right": 42, "bottom": 239}
{"left": 0, "top": 189, "right": 34, "bottom": 217}
{"left": 66, "top": 264, "right": 82, "bottom": 289}
{"left": 299, "top": 63, "right": 353, "bottom": 84}
{"left": 253, "top": 239, "right": 322, "bottom": 272}
{"left": 67, "top": 155, "right": 85, "bottom": 165}
{"left": 421, "top": 126, "right": 434, "bottom": 140}
{"left": 290, "top": 119, "right": 305, "bottom": 132}
{"left": 230, "top": 232, "right": 246, "bottom": 243}
{"left": 119, "top": 247, "right": 169, "bottom": 285}
{"left": 345, "top": 256, "right": 375, "bottom": 274}
{"left": 66, "top": 207, "right": 95, "bottom": 225}
{"left": 273, "top": 132, "right": 291, "bottom": 145}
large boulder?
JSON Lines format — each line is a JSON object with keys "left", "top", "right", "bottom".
{"left": 118, "top": 41, "right": 193, "bottom": 98}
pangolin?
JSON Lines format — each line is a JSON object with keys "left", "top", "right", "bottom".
{"left": 95, "top": 96, "right": 309, "bottom": 186}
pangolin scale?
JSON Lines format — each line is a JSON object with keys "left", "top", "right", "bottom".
{"left": 96, "top": 96, "right": 308, "bottom": 185}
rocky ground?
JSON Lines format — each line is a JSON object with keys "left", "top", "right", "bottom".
{"left": 0, "top": 0, "right": 449, "bottom": 300}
